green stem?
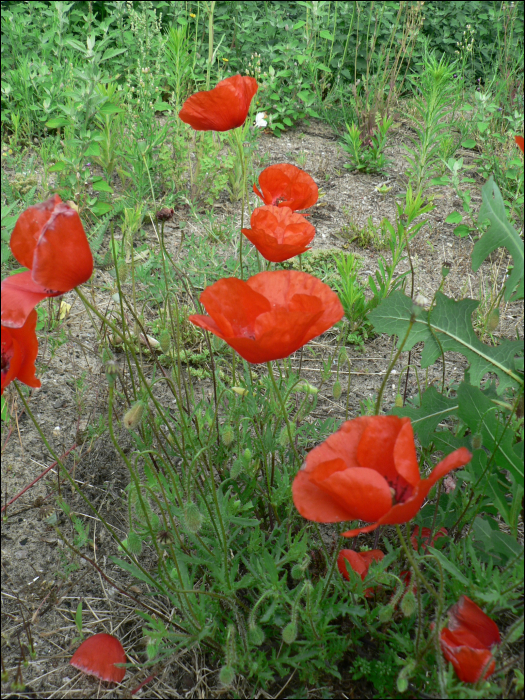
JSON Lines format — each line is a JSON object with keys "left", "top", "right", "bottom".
{"left": 375, "top": 313, "right": 415, "bottom": 415}
{"left": 266, "top": 361, "right": 301, "bottom": 464}
{"left": 395, "top": 524, "right": 438, "bottom": 600}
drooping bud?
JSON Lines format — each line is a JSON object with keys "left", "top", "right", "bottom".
{"left": 332, "top": 380, "right": 342, "bottom": 400}
{"left": 248, "top": 625, "right": 265, "bottom": 646}
{"left": 183, "top": 501, "right": 204, "bottom": 534}
{"left": 472, "top": 433, "right": 483, "bottom": 450}
{"left": 219, "top": 665, "right": 235, "bottom": 687}
{"left": 487, "top": 308, "right": 499, "bottom": 332}
{"left": 243, "top": 448, "right": 252, "bottom": 463}
{"left": 105, "top": 358, "right": 119, "bottom": 386}
{"left": 400, "top": 590, "right": 416, "bottom": 617}
{"left": 159, "top": 329, "right": 171, "bottom": 354}
{"left": 379, "top": 605, "right": 394, "bottom": 623}
{"left": 279, "top": 423, "right": 295, "bottom": 447}
{"left": 231, "top": 386, "right": 249, "bottom": 397}
{"left": 222, "top": 424, "right": 234, "bottom": 446}
{"left": 282, "top": 621, "right": 297, "bottom": 645}
{"left": 123, "top": 401, "right": 145, "bottom": 430}
{"left": 117, "top": 260, "right": 128, "bottom": 283}
{"left": 394, "top": 393, "right": 403, "bottom": 407}
{"left": 126, "top": 530, "right": 142, "bottom": 555}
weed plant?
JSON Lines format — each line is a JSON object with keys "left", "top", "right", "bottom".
{"left": 1, "top": 3, "right": 524, "bottom": 698}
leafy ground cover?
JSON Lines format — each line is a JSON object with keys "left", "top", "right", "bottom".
{"left": 1, "top": 2, "right": 524, "bottom": 698}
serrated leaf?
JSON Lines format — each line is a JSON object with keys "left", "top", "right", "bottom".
{"left": 475, "top": 176, "right": 524, "bottom": 300}
{"left": 457, "top": 383, "right": 523, "bottom": 484}
{"left": 110, "top": 556, "right": 158, "bottom": 586}
{"left": 91, "top": 178, "right": 113, "bottom": 193}
{"left": 369, "top": 292, "right": 523, "bottom": 393}
{"left": 391, "top": 387, "right": 458, "bottom": 447}
{"left": 429, "top": 547, "right": 469, "bottom": 585}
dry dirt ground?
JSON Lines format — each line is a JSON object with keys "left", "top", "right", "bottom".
{"left": 1, "top": 117, "right": 523, "bottom": 698}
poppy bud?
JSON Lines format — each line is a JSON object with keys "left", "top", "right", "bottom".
{"left": 333, "top": 380, "right": 342, "bottom": 400}
{"left": 230, "top": 458, "right": 244, "bottom": 479}
{"left": 222, "top": 424, "right": 234, "bottom": 446}
{"left": 219, "top": 665, "right": 235, "bottom": 687}
{"left": 282, "top": 621, "right": 297, "bottom": 645}
{"left": 159, "top": 329, "right": 171, "bottom": 354}
{"left": 248, "top": 625, "right": 265, "bottom": 646}
{"left": 379, "top": 605, "right": 394, "bottom": 623}
{"left": 243, "top": 448, "right": 252, "bottom": 463}
{"left": 394, "top": 393, "right": 403, "bottom": 407}
{"left": 472, "top": 433, "right": 482, "bottom": 450}
{"left": 486, "top": 308, "right": 499, "bottom": 332}
{"left": 401, "top": 590, "right": 416, "bottom": 617}
{"left": 125, "top": 530, "right": 142, "bottom": 555}
{"left": 123, "top": 401, "right": 144, "bottom": 430}
{"left": 279, "top": 424, "right": 295, "bottom": 447}
{"left": 231, "top": 386, "right": 249, "bottom": 397}
{"left": 117, "top": 260, "right": 128, "bottom": 283}
{"left": 105, "top": 358, "right": 119, "bottom": 385}
{"left": 183, "top": 502, "right": 203, "bottom": 533}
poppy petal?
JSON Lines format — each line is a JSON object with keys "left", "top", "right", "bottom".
{"left": 308, "top": 465, "right": 392, "bottom": 522}
{"left": 440, "top": 629, "right": 496, "bottom": 683}
{"left": 179, "top": 75, "right": 258, "bottom": 131}
{"left": 393, "top": 419, "right": 421, "bottom": 486}
{"left": 1, "top": 271, "right": 61, "bottom": 328}
{"left": 293, "top": 467, "right": 355, "bottom": 523}
{"left": 515, "top": 136, "right": 524, "bottom": 152}
{"left": 337, "top": 549, "right": 368, "bottom": 580}
{"left": 357, "top": 415, "right": 406, "bottom": 481}
{"left": 10, "top": 196, "right": 93, "bottom": 292}
{"left": 241, "top": 205, "right": 315, "bottom": 262}
{"left": 70, "top": 633, "right": 126, "bottom": 683}
{"left": 1, "top": 309, "right": 40, "bottom": 394}
{"left": 253, "top": 164, "right": 318, "bottom": 211}
{"left": 448, "top": 596, "right": 501, "bottom": 648}
{"left": 301, "top": 417, "right": 370, "bottom": 474}
{"left": 199, "top": 277, "right": 270, "bottom": 337}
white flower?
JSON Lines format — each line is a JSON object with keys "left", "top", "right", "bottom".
{"left": 255, "top": 112, "right": 267, "bottom": 128}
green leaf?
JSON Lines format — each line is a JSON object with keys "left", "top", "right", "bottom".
{"left": 369, "top": 292, "right": 523, "bottom": 393}
{"left": 461, "top": 139, "right": 477, "bottom": 149}
{"left": 445, "top": 211, "right": 462, "bottom": 224}
{"left": 453, "top": 224, "right": 471, "bottom": 237}
{"left": 84, "top": 142, "right": 100, "bottom": 157}
{"left": 457, "top": 383, "right": 523, "bottom": 484}
{"left": 91, "top": 178, "right": 113, "bottom": 193}
{"left": 319, "top": 30, "right": 333, "bottom": 41}
{"left": 391, "top": 387, "right": 458, "bottom": 447}
{"left": 110, "top": 556, "right": 158, "bottom": 586}
{"left": 100, "top": 47, "right": 127, "bottom": 62}
{"left": 429, "top": 547, "right": 469, "bottom": 585}
{"left": 45, "top": 117, "right": 71, "bottom": 129}
{"left": 1, "top": 396, "right": 9, "bottom": 423}
{"left": 48, "top": 161, "right": 66, "bottom": 173}
{"left": 90, "top": 201, "right": 113, "bottom": 216}
{"left": 474, "top": 176, "right": 524, "bottom": 300}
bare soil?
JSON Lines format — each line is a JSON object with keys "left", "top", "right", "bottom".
{"left": 1, "top": 117, "right": 523, "bottom": 698}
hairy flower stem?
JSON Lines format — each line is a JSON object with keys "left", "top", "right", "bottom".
{"left": 395, "top": 524, "right": 438, "bottom": 600}
{"left": 267, "top": 361, "right": 301, "bottom": 464}
{"left": 375, "top": 314, "right": 415, "bottom": 415}
{"left": 233, "top": 127, "right": 247, "bottom": 280}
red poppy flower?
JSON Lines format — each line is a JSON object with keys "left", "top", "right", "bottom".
{"left": 1, "top": 310, "right": 40, "bottom": 395}
{"left": 242, "top": 205, "right": 315, "bottom": 262}
{"left": 292, "top": 416, "right": 472, "bottom": 537}
{"left": 189, "top": 270, "right": 344, "bottom": 364}
{"left": 440, "top": 596, "right": 500, "bottom": 683}
{"left": 179, "top": 75, "right": 258, "bottom": 131}
{"left": 1, "top": 195, "right": 93, "bottom": 328}
{"left": 253, "top": 163, "right": 318, "bottom": 212}
{"left": 410, "top": 525, "right": 448, "bottom": 553}
{"left": 515, "top": 136, "right": 524, "bottom": 152}
{"left": 337, "top": 549, "right": 384, "bottom": 597}
{"left": 70, "top": 633, "right": 126, "bottom": 683}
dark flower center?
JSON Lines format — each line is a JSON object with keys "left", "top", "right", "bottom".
{"left": 388, "top": 475, "right": 414, "bottom": 505}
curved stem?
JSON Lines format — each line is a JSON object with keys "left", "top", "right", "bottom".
{"left": 266, "top": 361, "right": 301, "bottom": 464}
{"left": 395, "top": 524, "right": 438, "bottom": 600}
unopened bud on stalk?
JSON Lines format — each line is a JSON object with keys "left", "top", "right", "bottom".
{"left": 282, "top": 621, "right": 297, "bottom": 645}
{"left": 394, "top": 393, "right": 403, "bottom": 407}
{"left": 400, "top": 590, "right": 416, "bottom": 617}
{"left": 126, "top": 530, "right": 142, "bottom": 555}
{"left": 243, "top": 448, "right": 252, "bottom": 463}
{"left": 279, "top": 423, "right": 295, "bottom": 447}
{"left": 222, "top": 424, "right": 234, "bottom": 446}
{"left": 487, "top": 308, "right": 499, "bottom": 332}
{"left": 219, "top": 665, "right": 235, "bottom": 687}
{"left": 332, "top": 380, "right": 342, "bottom": 400}
{"left": 231, "top": 386, "right": 249, "bottom": 397}
{"left": 183, "top": 501, "right": 204, "bottom": 533}
{"left": 117, "top": 260, "right": 128, "bottom": 283}
{"left": 159, "top": 329, "right": 171, "bottom": 354}
{"left": 123, "top": 401, "right": 145, "bottom": 430}
{"left": 248, "top": 624, "right": 265, "bottom": 646}
{"left": 379, "top": 604, "right": 394, "bottom": 623}
{"left": 105, "top": 358, "right": 119, "bottom": 385}
{"left": 472, "top": 433, "right": 483, "bottom": 450}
